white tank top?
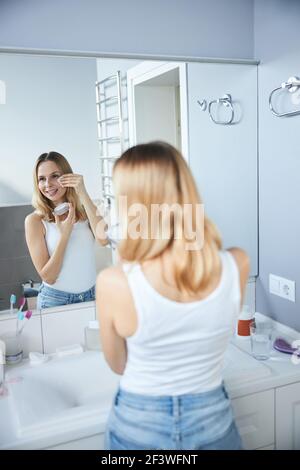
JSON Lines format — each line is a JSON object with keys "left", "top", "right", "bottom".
{"left": 119, "top": 251, "right": 241, "bottom": 396}
{"left": 41, "top": 219, "right": 96, "bottom": 293}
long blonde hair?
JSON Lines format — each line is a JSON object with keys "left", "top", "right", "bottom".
{"left": 113, "top": 141, "right": 222, "bottom": 294}
{"left": 32, "top": 151, "right": 87, "bottom": 222}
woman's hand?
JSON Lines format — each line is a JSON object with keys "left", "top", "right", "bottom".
{"left": 58, "top": 173, "right": 87, "bottom": 198}
{"left": 53, "top": 202, "right": 76, "bottom": 238}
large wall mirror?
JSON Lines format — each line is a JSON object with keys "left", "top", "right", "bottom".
{"left": 0, "top": 52, "right": 258, "bottom": 314}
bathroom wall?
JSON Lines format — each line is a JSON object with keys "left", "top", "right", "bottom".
{"left": 0, "top": 0, "right": 254, "bottom": 59}
{"left": 6, "top": 1, "right": 298, "bottom": 331}
{"left": 0, "top": 54, "right": 99, "bottom": 204}
{"left": 254, "top": 0, "right": 300, "bottom": 331}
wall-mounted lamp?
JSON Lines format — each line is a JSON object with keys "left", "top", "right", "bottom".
{"left": 0, "top": 80, "right": 6, "bottom": 105}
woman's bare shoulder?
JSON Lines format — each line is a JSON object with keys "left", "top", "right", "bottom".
{"left": 24, "top": 211, "right": 45, "bottom": 234}
{"left": 227, "top": 247, "right": 249, "bottom": 264}
{"left": 97, "top": 264, "right": 127, "bottom": 288}
{"left": 25, "top": 211, "right": 40, "bottom": 222}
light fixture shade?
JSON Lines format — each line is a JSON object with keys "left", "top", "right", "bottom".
{"left": 0, "top": 80, "right": 6, "bottom": 104}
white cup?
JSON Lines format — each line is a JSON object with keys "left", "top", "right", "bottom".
{"left": 250, "top": 322, "right": 273, "bottom": 360}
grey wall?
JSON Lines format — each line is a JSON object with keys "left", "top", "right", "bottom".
{"left": 255, "top": 0, "right": 300, "bottom": 330}
{"left": 0, "top": 205, "right": 38, "bottom": 311}
{"left": 0, "top": 0, "right": 254, "bottom": 59}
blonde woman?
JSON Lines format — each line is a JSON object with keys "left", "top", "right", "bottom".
{"left": 96, "top": 142, "right": 249, "bottom": 450}
{"left": 25, "top": 151, "right": 107, "bottom": 309}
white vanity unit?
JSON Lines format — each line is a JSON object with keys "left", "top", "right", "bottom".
{"left": 0, "top": 314, "right": 299, "bottom": 451}
{"left": 230, "top": 317, "right": 300, "bottom": 451}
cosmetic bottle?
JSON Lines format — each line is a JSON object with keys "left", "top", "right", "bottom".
{"left": 85, "top": 321, "right": 101, "bottom": 351}
{"left": 237, "top": 305, "right": 255, "bottom": 338}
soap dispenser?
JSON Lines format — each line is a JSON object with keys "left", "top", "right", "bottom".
{"left": 85, "top": 321, "right": 101, "bottom": 351}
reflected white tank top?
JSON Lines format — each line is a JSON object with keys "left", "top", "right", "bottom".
{"left": 41, "top": 219, "right": 96, "bottom": 293}
{"left": 119, "top": 251, "right": 241, "bottom": 396}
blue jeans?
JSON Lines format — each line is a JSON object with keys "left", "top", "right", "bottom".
{"left": 105, "top": 383, "right": 242, "bottom": 450}
{"left": 37, "top": 283, "right": 95, "bottom": 309}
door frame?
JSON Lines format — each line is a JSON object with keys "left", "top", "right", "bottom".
{"left": 127, "top": 61, "right": 189, "bottom": 162}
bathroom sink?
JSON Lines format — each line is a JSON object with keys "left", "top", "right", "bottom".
{"left": 6, "top": 344, "right": 271, "bottom": 439}
{"left": 6, "top": 351, "right": 120, "bottom": 437}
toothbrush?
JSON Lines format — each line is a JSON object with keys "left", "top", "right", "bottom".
{"left": 10, "top": 294, "right": 16, "bottom": 315}
{"left": 15, "top": 297, "right": 26, "bottom": 335}
{"left": 18, "top": 310, "right": 32, "bottom": 334}
{"left": 16, "top": 297, "right": 26, "bottom": 317}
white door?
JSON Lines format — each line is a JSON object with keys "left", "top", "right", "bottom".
{"left": 127, "top": 61, "right": 189, "bottom": 160}
{"left": 231, "top": 389, "right": 274, "bottom": 449}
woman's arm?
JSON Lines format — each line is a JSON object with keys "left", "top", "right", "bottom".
{"left": 78, "top": 190, "right": 109, "bottom": 246}
{"left": 228, "top": 247, "right": 250, "bottom": 307}
{"left": 58, "top": 174, "right": 108, "bottom": 246}
{"left": 96, "top": 267, "right": 128, "bottom": 375}
{"left": 25, "top": 210, "right": 73, "bottom": 285}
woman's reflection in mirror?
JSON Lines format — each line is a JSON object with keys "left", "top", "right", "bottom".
{"left": 25, "top": 151, "right": 108, "bottom": 309}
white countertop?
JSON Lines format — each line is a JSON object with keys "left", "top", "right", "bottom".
{"left": 1, "top": 313, "right": 300, "bottom": 450}
{"left": 228, "top": 335, "right": 300, "bottom": 398}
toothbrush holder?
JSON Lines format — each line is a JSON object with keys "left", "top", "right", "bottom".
{"left": 0, "top": 331, "right": 23, "bottom": 364}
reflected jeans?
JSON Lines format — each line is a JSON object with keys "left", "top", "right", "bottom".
{"left": 105, "top": 383, "right": 243, "bottom": 450}
{"left": 37, "top": 283, "right": 95, "bottom": 309}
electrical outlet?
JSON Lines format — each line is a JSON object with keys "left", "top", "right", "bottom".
{"left": 269, "top": 274, "right": 296, "bottom": 302}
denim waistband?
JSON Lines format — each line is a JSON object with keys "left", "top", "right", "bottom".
{"left": 39, "top": 283, "right": 95, "bottom": 302}
{"left": 116, "top": 383, "right": 228, "bottom": 413}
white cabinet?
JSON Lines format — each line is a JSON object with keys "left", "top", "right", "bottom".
{"left": 187, "top": 62, "right": 258, "bottom": 276}
{"left": 276, "top": 382, "right": 300, "bottom": 450}
{"left": 46, "top": 392, "right": 275, "bottom": 450}
{"left": 231, "top": 390, "right": 274, "bottom": 449}
{"left": 45, "top": 433, "right": 104, "bottom": 450}
{"left": 258, "top": 444, "right": 275, "bottom": 450}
